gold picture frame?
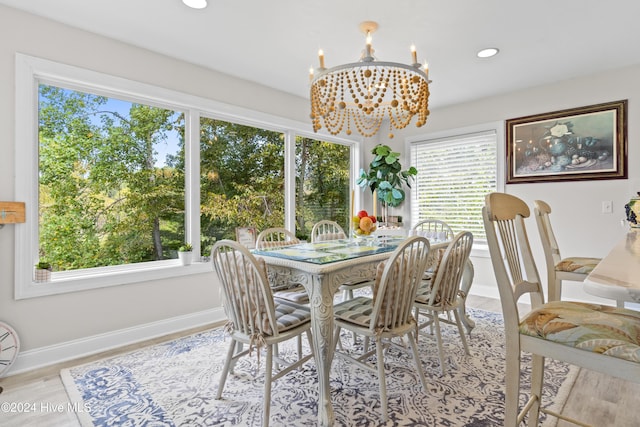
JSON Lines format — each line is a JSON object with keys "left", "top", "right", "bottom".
{"left": 506, "top": 100, "right": 627, "bottom": 184}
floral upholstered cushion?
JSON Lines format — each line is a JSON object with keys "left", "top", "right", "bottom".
{"left": 555, "top": 257, "right": 600, "bottom": 274}
{"left": 520, "top": 301, "right": 640, "bottom": 363}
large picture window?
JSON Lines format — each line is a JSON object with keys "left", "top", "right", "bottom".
{"left": 38, "top": 84, "right": 186, "bottom": 271}
{"left": 295, "top": 136, "right": 351, "bottom": 240}
{"left": 409, "top": 126, "right": 502, "bottom": 242}
{"left": 199, "top": 117, "right": 285, "bottom": 248}
{"left": 15, "top": 54, "right": 356, "bottom": 299}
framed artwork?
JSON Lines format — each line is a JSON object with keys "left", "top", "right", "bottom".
{"left": 235, "top": 227, "right": 257, "bottom": 249}
{"left": 506, "top": 100, "right": 627, "bottom": 184}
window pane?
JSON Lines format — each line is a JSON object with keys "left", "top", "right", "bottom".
{"left": 295, "top": 137, "right": 351, "bottom": 240}
{"left": 38, "top": 84, "right": 185, "bottom": 271}
{"left": 199, "top": 117, "right": 285, "bottom": 249}
{"left": 410, "top": 131, "right": 497, "bottom": 241}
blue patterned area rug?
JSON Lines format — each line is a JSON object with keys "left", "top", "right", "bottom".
{"left": 60, "top": 308, "right": 578, "bottom": 426}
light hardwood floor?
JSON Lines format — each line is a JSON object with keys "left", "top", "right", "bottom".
{"left": 0, "top": 295, "right": 638, "bottom": 426}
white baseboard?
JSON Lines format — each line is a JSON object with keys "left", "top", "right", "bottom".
{"left": 468, "top": 282, "right": 500, "bottom": 300}
{"left": 9, "top": 307, "right": 227, "bottom": 376}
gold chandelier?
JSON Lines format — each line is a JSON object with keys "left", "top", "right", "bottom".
{"left": 309, "top": 21, "right": 431, "bottom": 139}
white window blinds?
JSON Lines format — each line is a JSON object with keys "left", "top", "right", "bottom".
{"left": 410, "top": 130, "right": 497, "bottom": 241}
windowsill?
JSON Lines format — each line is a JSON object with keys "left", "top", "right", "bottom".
{"left": 470, "top": 243, "right": 490, "bottom": 258}
{"left": 16, "top": 260, "right": 213, "bottom": 300}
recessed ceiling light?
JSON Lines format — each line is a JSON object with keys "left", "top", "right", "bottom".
{"left": 182, "top": 0, "right": 207, "bottom": 9}
{"left": 477, "top": 48, "right": 499, "bottom": 58}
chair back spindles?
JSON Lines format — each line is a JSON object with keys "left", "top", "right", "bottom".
{"left": 429, "top": 231, "right": 473, "bottom": 307}
{"left": 413, "top": 231, "right": 473, "bottom": 374}
{"left": 311, "top": 220, "right": 347, "bottom": 242}
{"left": 256, "top": 227, "right": 300, "bottom": 249}
{"left": 212, "top": 241, "right": 277, "bottom": 337}
{"left": 371, "top": 237, "right": 431, "bottom": 332}
{"left": 411, "top": 219, "right": 454, "bottom": 242}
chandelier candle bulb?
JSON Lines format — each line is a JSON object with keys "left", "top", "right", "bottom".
{"left": 411, "top": 45, "right": 417, "bottom": 64}
{"left": 318, "top": 50, "right": 325, "bottom": 69}
{"left": 366, "top": 32, "right": 373, "bottom": 58}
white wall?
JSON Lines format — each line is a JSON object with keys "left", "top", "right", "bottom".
{"left": 0, "top": 5, "right": 312, "bottom": 374}
{"left": 400, "top": 65, "right": 640, "bottom": 308}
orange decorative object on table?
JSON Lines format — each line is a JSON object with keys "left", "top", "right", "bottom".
{"left": 352, "top": 210, "right": 377, "bottom": 235}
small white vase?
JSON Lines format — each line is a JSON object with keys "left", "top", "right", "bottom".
{"left": 178, "top": 251, "right": 192, "bottom": 266}
{"left": 34, "top": 268, "right": 51, "bottom": 282}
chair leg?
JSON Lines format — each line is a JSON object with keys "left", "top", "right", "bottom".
{"left": 263, "top": 345, "right": 274, "bottom": 427}
{"left": 504, "top": 342, "right": 521, "bottom": 427}
{"left": 432, "top": 313, "right": 446, "bottom": 375}
{"left": 407, "top": 331, "right": 428, "bottom": 391}
{"left": 274, "top": 343, "right": 280, "bottom": 370}
{"left": 333, "top": 326, "right": 342, "bottom": 351}
{"left": 527, "top": 354, "right": 545, "bottom": 427}
{"left": 375, "top": 337, "right": 389, "bottom": 423}
{"left": 216, "top": 338, "right": 237, "bottom": 399}
{"left": 305, "top": 330, "right": 315, "bottom": 359}
{"left": 549, "top": 278, "right": 562, "bottom": 301}
{"left": 453, "top": 310, "right": 470, "bottom": 355}
{"left": 227, "top": 341, "right": 240, "bottom": 374}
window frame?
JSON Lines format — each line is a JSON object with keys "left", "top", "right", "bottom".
{"left": 406, "top": 122, "right": 505, "bottom": 249}
{"left": 14, "top": 53, "right": 357, "bottom": 299}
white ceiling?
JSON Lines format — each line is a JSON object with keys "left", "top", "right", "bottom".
{"left": 2, "top": 0, "right": 640, "bottom": 110}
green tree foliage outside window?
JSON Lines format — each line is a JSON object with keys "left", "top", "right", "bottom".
{"left": 295, "top": 137, "right": 351, "bottom": 240}
{"left": 38, "top": 85, "right": 353, "bottom": 272}
{"left": 198, "top": 117, "right": 286, "bottom": 247}
{"left": 38, "top": 85, "right": 185, "bottom": 271}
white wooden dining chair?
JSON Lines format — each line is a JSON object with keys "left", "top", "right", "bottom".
{"left": 310, "top": 220, "right": 347, "bottom": 242}
{"left": 332, "top": 235, "right": 431, "bottom": 422}
{"left": 411, "top": 219, "right": 454, "bottom": 243}
{"left": 411, "top": 219, "right": 455, "bottom": 283}
{"left": 256, "top": 227, "right": 301, "bottom": 249}
{"left": 311, "top": 219, "right": 372, "bottom": 304}
{"left": 483, "top": 192, "right": 640, "bottom": 426}
{"left": 211, "top": 240, "right": 315, "bottom": 427}
{"left": 256, "top": 227, "right": 309, "bottom": 305}
{"left": 533, "top": 200, "right": 623, "bottom": 307}
{"left": 414, "top": 231, "right": 473, "bottom": 375}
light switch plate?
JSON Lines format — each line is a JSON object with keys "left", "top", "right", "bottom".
{"left": 602, "top": 200, "right": 613, "bottom": 214}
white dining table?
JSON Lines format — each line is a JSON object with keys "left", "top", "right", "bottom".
{"left": 254, "top": 237, "right": 474, "bottom": 426}
{"left": 584, "top": 228, "right": 640, "bottom": 304}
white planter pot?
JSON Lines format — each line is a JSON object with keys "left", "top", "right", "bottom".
{"left": 178, "top": 251, "right": 192, "bottom": 266}
{"left": 34, "top": 268, "right": 51, "bottom": 283}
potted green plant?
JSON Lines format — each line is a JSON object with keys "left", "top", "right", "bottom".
{"left": 34, "top": 260, "right": 52, "bottom": 283}
{"left": 178, "top": 243, "right": 193, "bottom": 266}
{"left": 357, "top": 144, "right": 417, "bottom": 224}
